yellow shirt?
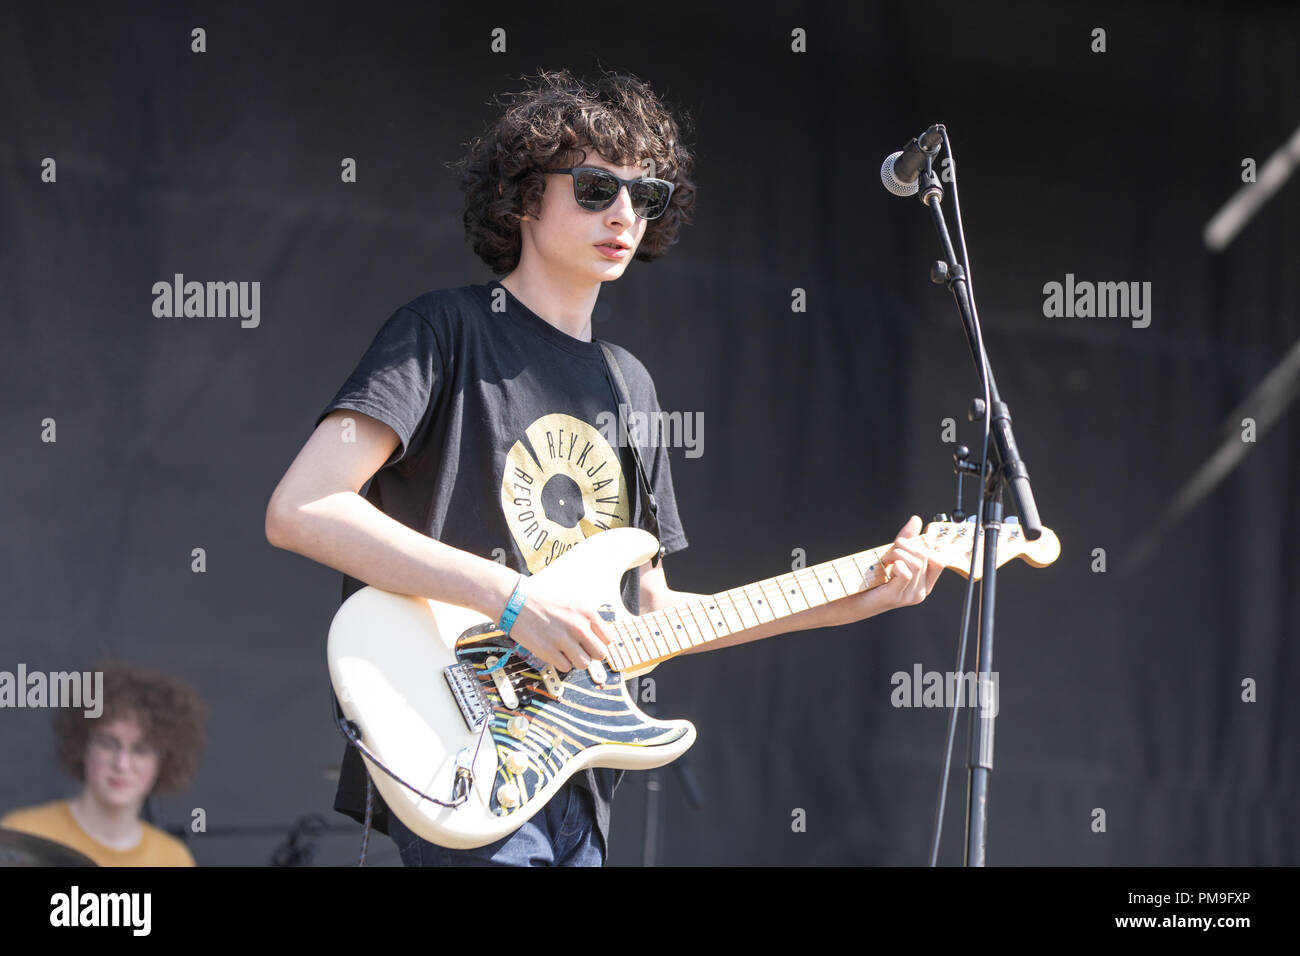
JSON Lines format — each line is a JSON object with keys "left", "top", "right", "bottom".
{"left": 1, "top": 801, "right": 195, "bottom": 867}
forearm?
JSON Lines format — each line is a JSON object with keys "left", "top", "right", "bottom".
{"left": 266, "top": 491, "right": 517, "bottom": 619}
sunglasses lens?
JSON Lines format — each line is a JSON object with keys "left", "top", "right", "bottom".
{"left": 573, "top": 169, "right": 620, "bottom": 209}
{"left": 571, "top": 169, "right": 672, "bottom": 219}
{"left": 630, "top": 180, "right": 672, "bottom": 220}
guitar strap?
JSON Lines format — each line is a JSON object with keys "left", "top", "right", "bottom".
{"left": 595, "top": 340, "right": 666, "bottom": 569}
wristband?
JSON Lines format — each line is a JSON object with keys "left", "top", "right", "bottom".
{"left": 497, "top": 573, "right": 529, "bottom": 636}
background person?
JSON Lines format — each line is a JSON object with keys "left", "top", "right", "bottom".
{"left": 1, "top": 662, "right": 206, "bottom": 866}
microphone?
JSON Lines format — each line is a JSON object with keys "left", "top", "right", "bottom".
{"left": 880, "top": 125, "right": 945, "bottom": 197}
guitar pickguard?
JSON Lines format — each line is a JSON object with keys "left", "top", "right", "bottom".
{"left": 453, "top": 628, "right": 689, "bottom": 817}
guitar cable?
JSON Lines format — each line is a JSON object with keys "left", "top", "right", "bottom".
{"left": 331, "top": 686, "right": 491, "bottom": 864}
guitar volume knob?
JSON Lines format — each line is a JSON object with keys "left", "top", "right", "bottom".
{"left": 496, "top": 782, "right": 521, "bottom": 808}
{"left": 504, "top": 751, "right": 529, "bottom": 775}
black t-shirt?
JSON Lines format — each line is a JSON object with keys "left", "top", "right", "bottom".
{"left": 314, "top": 279, "right": 688, "bottom": 851}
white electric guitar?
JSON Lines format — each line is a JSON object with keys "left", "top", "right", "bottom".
{"left": 327, "top": 518, "right": 1060, "bottom": 848}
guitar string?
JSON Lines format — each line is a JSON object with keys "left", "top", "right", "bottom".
{"left": 492, "top": 531, "right": 990, "bottom": 675}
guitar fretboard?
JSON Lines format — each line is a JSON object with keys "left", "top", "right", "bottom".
{"left": 604, "top": 544, "right": 894, "bottom": 671}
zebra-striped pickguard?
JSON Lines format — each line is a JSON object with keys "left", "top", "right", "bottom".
{"left": 454, "top": 632, "right": 689, "bottom": 816}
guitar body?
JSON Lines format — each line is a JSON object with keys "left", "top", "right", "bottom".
{"left": 327, "top": 527, "right": 696, "bottom": 850}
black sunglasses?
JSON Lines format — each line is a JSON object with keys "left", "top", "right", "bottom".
{"left": 545, "top": 167, "right": 675, "bottom": 220}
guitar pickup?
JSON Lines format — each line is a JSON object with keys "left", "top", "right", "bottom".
{"left": 485, "top": 656, "right": 520, "bottom": 710}
{"left": 539, "top": 664, "right": 565, "bottom": 699}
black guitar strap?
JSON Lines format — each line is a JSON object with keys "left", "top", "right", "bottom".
{"left": 595, "top": 340, "right": 666, "bottom": 568}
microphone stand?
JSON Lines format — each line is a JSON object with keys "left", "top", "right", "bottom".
{"left": 910, "top": 148, "right": 1043, "bottom": 866}
{"left": 637, "top": 701, "right": 705, "bottom": 866}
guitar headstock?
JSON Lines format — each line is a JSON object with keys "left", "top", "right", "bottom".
{"left": 922, "top": 518, "right": 1060, "bottom": 580}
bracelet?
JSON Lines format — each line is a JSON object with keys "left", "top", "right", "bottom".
{"left": 497, "top": 573, "right": 529, "bottom": 636}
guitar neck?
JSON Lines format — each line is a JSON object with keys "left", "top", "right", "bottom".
{"left": 604, "top": 544, "right": 894, "bottom": 672}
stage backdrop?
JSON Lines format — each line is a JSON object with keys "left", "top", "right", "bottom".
{"left": 1, "top": 0, "right": 1297, "bottom": 865}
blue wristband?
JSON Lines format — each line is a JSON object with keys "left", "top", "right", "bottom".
{"left": 497, "top": 573, "right": 529, "bottom": 636}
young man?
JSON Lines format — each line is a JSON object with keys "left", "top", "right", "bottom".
{"left": 265, "top": 68, "right": 942, "bottom": 866}
{"left": 1, "top": 663, "right": 205, "bottom": 866}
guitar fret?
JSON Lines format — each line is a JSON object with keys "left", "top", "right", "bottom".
{"left": 622, "top": 618, "right": 650, "bottom": 664}
{"left": 613, "top": 641, "right": 632, "bottom": 671}
{"left": 715, "top": 592, "right": 746, "bottom": 633}
{"left": 800, "top": 567, "right": 832, "bottom": 606}
{"left": 698, "top": 598, "right": 731, "bottom": 638}
{"left": 793, "top": 568, "right": 829, "bottom": 607}
{"left": 605, "top": 625, "right": 627, "bottom": 669}
{"left": 641, "top": 612, "right": 673, "bottom": 658}
{"left": 759, "top": 576, "right": 794, "bottom": 617}
{"left": 774, "top": 572, "right": 810, "bottom": 613}
{"left": 651, "top": 606, "right": 681, "bottom": 655}
{"left": 618, "top": 616, "right": 645, "bottom": 664}
{"left": 743, "top": 583, "right": 776, "bottom": 624}
{"left": 856, "top": 548, "right": 887, "bottom": 588}
{"left": 645, "top": 611, "right": 681, "bottom": 654}
{"left": 613, "top": 624, "right": 639, "bottom": 671}
{"left": 813, "top": 560, "right": 848, "bottom": 601}
{"left": 666, "top": 603, "right": 706, "bottom": 647}
{"left": 727, "top": 587, "right": 760, "bottom": 630}
{"left": 685, "top": 600, "right": 722, "bottom": 641}
{"left": 849, "top": 551, "right": 874, "bottom": 590}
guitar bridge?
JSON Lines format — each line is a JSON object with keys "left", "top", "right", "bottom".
{"left": 444, "top": 662, "right": 491, "bottom": 731}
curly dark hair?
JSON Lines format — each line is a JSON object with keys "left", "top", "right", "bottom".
{"left": 53, "top": 662, "right": 206, "bottom": 795}
{"left": 453, "top": 67, "right": 698, "bottom": 275}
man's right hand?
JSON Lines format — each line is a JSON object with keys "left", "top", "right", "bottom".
{"left": 505, "top": 579, "right": 619, "bottom": 672}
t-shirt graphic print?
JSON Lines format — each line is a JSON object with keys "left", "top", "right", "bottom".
{"left": 501, "top": 412, "right": 632, "bottom": 573}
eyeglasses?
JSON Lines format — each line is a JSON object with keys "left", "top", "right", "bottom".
{"left": 89, "top": 733, "right": 158, "bottom": 764}
{"left": 545, "top": 167, "right": 675, "bottom": 220}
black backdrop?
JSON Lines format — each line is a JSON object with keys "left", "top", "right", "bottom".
{"left": 2, "top": 1, "right": 1297, "bottom": 866}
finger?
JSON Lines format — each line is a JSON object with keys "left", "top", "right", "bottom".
{"left": 590, "top": 615, "right": 617, "bottom": 647}
{"left": 577, "top": 629, "right": 609, "bottom": 662}
{"left": 538, "top": 645, "right": 574, "bottom": 671}
{"left": 891, "top": 535, "right": 931, "bottom": 560}
{"left": 894, "top": 515, "right": 923, "bottom": 539}
{"left": 557, "top": 643, "right": 587, "bottom": 670}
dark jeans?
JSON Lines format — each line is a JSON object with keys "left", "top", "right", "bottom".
{"left": 388, "top": 782, "right": 606, "bottom": 866}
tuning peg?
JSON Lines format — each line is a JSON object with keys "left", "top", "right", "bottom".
{"left": 931, "top": 513, "right": 951, "bottom": 523}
